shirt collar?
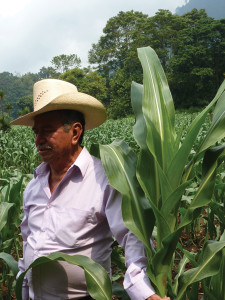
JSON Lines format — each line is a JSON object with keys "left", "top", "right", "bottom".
{"left": 69, "top": 146, "right": 91, "bottom": 177}
{"left": 34, "top": 146, "right": 91, "bottom": 179}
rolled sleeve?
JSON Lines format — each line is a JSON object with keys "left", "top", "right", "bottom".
{"left": 124, "top": 261, "right": 155, "bottom": 300}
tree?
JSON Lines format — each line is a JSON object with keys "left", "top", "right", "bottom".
{"left": 88, "top": 10, "right": 154, "bottom": 117}
{"left": 88, "top": 10, "right": 151, "bottom": 80}
{"left": 0, "top": 89, "right": 5, "bottom": 117}
{"left": 23, "top": 106, "right": 30, "bottom": 115}
{"left": 17, "top": 95, "right": 33, "bottom": 111}
{"left": 60, "top": 68, "right": 107, "bottom": 103}
{"left": 17, "top": 110, "right": 22, "bottom": 117}
{"left": 5, "top": 102, "right": 13, "bottom": 120}
{"left": 0, "top": 72, "right": 38, "bottom": 119}
{"left": 108, "top": 68, "right": 134, "bottom": 118}
{"left": 168, "top": 9, "right": 225, "bottom": 108}
{"left": 38, "top": 66, "right": 58, "bottom": 79}
{"left": 147, "top": 10, "right": 186, "bottom": 70}
{"left": 51, "top": 54, "right": 81, "bottom": 74}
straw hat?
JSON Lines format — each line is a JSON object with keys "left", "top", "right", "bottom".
{"left": 11, "top": 79, "right": 106, "bottom": 130}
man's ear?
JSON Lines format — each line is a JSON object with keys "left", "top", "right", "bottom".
{"left": 71, "top": 122, "right": 83, "bottom": 145}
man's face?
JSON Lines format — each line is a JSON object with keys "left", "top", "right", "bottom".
{"left": 33, "top": 111, "right": 74, "bottom": 165}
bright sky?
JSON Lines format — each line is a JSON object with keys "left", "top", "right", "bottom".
{"left": 0, "top": 0, "right": 186, "bottom": 74}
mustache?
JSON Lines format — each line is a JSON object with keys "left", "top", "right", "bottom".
{"left": 37, "top": 144, "right": 53, "bottom": 151}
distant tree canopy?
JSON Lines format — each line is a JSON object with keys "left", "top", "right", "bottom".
{"left": 17, "top": 95, "right": 33, "bottom": 111}
{"left": 1, "top": 9, "right": 225, "bottom": 120}
{"left": 89, "top": 9, "right": 225, "bottom": 117}
{"left": 51, "top": 54, "right": 81, "bottom": 73}
{"left": 60, "top": 68, "right": 107, "bottom": 103}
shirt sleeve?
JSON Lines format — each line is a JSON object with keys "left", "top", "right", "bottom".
{"left": 105, "top": 186, "right": 156, "bottom": 300}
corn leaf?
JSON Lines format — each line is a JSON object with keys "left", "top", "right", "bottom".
{"left": 15, "top": 252, "right": 112, "bottom": 300}
{"left": 0, "top": 202, "right": 14, "bottom": 231}
{"left": 179, "top": 145, "right": 225, "bottom": 229}
{"left": 0, "top": 252, "right": 19, "bottom": 276}
{"left": 137, "top": 47, "right": 176, "bottom": 172}
{"left": 167, "top": 79, "right": 225, "bottom": 189}
{"left": 199, "top": 91, "right": 225, "bottom": 153}
{"left": 96, "top": 140, "right": 154, "bottom": 257}
{"left": 177, "top": 240, "right": 225, "bottom": 300}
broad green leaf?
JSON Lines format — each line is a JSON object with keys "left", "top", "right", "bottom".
{"left": 131, "top": 81, "right": 146, "bottom": 149}
{"left": 202, "top": 236, "right": 225, "bottom": 300}
{"left": 179, "top": 146, "right": 225, "bottom": 229}
{"left": 131, "top": 82, "right": 173, "bottom": 241}
{"left": 0, "top": 252, "right": 19, "bottom": 276}
{"left": 173, "top": 255, "right": 189, "bottom": 294}
{"left": 97, "top": 140, "right": 154, "bottom": 257}
{"left": 131, "top": 81, "right": 161, "bottom": 206}
{"left": 16, "top": 252, "right": 112, "bottom": 300}
{"left": 0, "top": 184, "right": 10, "bottom": 203}
{"left": 199, "top": 91, "right": 225, "bottom": 153}
{"left": 0, "top": 202, "right": 14, "bottom": 231}
{"left": 161, "top": 180, "right": 191, "bottom": 231}
{"left": 8, "top": 175, "right": 23, "bottom": 205}
{"left": 149, "top": 228, "right": 182, "bottom": 296}
{"left": 137, "top": 47, "right": 176, "bottom": 171}
{"left": 167, "top": 79, "right": 225, "bottom": 189}
{"left": 177, "top": 240, "right": 225, "bottom": 300}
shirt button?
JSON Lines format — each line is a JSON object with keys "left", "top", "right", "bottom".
{"left": 46, "top": 203, "right": 51, "bottom": 209}
{"left": 34, "top": 250, "right": 38, "bottom": 255}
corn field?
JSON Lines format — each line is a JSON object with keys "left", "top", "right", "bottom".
{"left": 1, "top": 47, "right": 225, "bottom": 300}
{"left": 0, "top": 112, "right": 224, "bottom": 299}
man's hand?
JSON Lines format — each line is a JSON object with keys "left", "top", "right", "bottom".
{"left": 146, "top": 294, "right": 170, "bottom": 300}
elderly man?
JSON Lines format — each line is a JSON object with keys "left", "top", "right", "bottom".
{"left": 12, "top": 79, "right": 170, "bottom": 300}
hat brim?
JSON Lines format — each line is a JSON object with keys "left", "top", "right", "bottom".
{"left": 11, "top": 92, "right": 107, "bottom": 130}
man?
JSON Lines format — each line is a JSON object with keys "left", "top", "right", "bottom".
{"left": 12, "top": 79, "right": 170, "bottom": 300}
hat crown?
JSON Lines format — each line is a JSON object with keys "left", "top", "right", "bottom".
{"left": 33, "top": 79, "right": 78, "bottom": 111}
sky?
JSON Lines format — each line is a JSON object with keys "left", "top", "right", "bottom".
{"left": 0, "top": 0, "right": 186, "bottom": 75}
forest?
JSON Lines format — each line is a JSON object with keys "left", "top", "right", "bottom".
{"left": 0, "top": 8, "right": 225, "bottom": 121}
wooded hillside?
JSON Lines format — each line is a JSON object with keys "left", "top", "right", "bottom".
{"left": 1, "top": 9, "right": 225, "bottom": 120}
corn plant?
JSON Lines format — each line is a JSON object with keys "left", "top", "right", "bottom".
{"left": 15, "top": 252, "right": 112, "bottom": 300}
{"left": 12, "top": 46, "right": 225, "bottom": 298}
{"left": 92, "top": 47, "right": 225, "bottom": 299}
{"left": 0, "top": 177, "right": 24, "bottom": 299}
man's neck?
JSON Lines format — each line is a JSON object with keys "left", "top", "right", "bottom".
{"left": 48, "top": 145, "right": 83, "bottom": 194}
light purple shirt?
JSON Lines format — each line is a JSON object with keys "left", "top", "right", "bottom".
{"left": 18, "top": 147, "right": 155, "bottom": 299}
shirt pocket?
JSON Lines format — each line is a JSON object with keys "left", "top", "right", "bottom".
{"left": 50, "top": 208, "right": 94, "bottom": 248}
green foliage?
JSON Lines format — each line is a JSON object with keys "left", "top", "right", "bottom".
{"left": 0, "top": 176, "right": 25, "bottom": 299}
{"left": 89, "top": 9, "right": 225, "bottom": 116}
{"left": 60, "top": 68, "right": 107, "bottom": 102}
{"left": 0, "top": 126, "right": 41, "bottom": 174}
{"left": 17, "top": 95, "right": 33, "bottom": 111}
{"left": 16, "top": 253, "right": 112, "bottom": 300}
{"left": 51, "top": 54, "right": 81, "bottom": 74}
{"left": 0, "top": 108, "right": 224, "bottom": 298}
{"left": 0, "top": 72, "right": 38, "bottom": 119}
{"left": 168, "top": 9, "right": 225, "bottom": 108}
{"left": 0, "top": 117, "right": 11, "bottom": 131}
{"left": 94, "top": 46, "right": 225, "bottom": 298}
{"left": 0, "top": 88, "right": 5, "bottom": 117}
{"left": 38, "top": 66, "right": 58, "bottom": 79}
{"left": 108, "top": 69, "right": 134, "bottom": 118}
{"left": 1, "top": 9, "right": 225, "bottom": 122}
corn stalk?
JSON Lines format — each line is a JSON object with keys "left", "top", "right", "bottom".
{"left": 93, "top": 46, "right": 225, "bottom": 298}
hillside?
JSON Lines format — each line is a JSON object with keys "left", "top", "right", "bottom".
{"left": 176, "top": 0, "right": 225, "bottom": 19}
